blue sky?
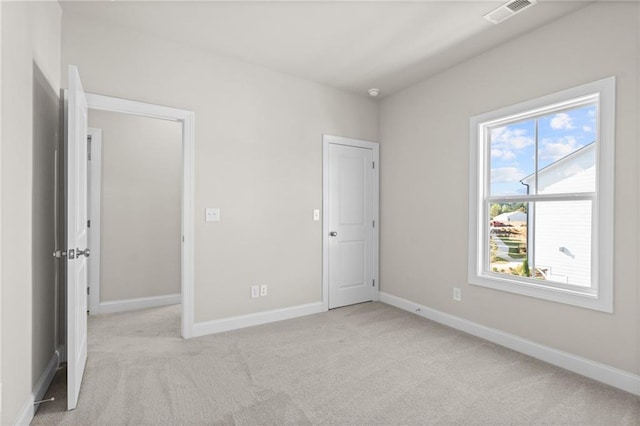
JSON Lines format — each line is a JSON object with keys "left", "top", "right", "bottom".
{"left": 489, "top": 104, "right": 596, "bottom": 196}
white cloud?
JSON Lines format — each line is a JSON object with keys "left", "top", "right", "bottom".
{"left": 491, "top": 126, "right": 534, "bottom": 151}
{"left": 550, "top": 113, "right": 575, "bottom": 130}
{"left": 539, "top": 136, "right": 583, "bottom": 162}
{"left": 582, "top": 125, "right": 592, "bottom": 132}
{"left": 491, "top": 149, "right": 516, "bottom": 161}
{"left": 491, "top": 167, "right": 525, "bottom": 183}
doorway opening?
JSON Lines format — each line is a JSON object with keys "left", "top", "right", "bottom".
{"left": 85, "top": 93, "right": 195, "bottom": 338}
{"left": 87, "top": 110, "right": 183, "bottom": 316}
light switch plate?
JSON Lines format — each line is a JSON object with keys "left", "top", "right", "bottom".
{"left": 313, "top": 209, "right": 320, "bottom": 221}
{"left": 205, "top": 207, "right": 220, "bottom": 222}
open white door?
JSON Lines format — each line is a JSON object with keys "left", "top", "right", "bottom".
{"left": 66, "top": 65, "right": 89, "bottom": 410}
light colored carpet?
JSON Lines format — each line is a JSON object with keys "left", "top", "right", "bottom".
{"left": 32, "top": 302, "right": 639, "bottom": 425}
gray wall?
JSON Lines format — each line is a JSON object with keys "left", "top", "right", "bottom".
{"left": 1, "top": 1, "right": 62, "bottom": 423}
{"left": 379, "top": 1, "right": 639, "bottom": 374}
{"left": 89, "top": 110, "right": 182, "bottom": 302}
{"left": 62, "top": 12, "right": 379, "bottom": 323}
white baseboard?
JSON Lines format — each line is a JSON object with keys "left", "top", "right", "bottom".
{"left": 379, "top": 291, "right": 640, "bottom": 396}
{"left": 14, "top": 345, "right": 63, "bottom": 426}
{"left": 95, "top": 293, "right": 181, "bottom": 315}
{"left": 193, "top": 302, "right": 323, "bottom": 337}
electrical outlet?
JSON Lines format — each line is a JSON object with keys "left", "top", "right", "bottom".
{"left": 453, "top": 288, "right": 461, "bottom": 301}
{"left": 251, "top": 285, "right": 260, "bottom": 299}
{"left": 260, "top": 284, "right": 268, "bottom": 297}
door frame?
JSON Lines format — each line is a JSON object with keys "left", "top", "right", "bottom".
{"left": 322, "top": 134, "right": 379, "bottom": 311}
{"left": 85, "top": 93, "right": 195, "bottom": 338}
{"left": 87, "top": 127, "right": 102, "bottom": 315}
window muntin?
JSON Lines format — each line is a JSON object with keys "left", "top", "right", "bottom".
{"left": 469, "top": 77, "right": 614, "bottom": 312}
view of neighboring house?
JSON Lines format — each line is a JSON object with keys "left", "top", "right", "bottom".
{"left": 492, "top": 210, "right": 527, "bottom": 226}
{"left": 521, "top": 142, "right": 595, "bottom": 287}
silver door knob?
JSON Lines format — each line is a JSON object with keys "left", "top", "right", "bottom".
{"left": 76, "top": 248, "right": 91, "bottom": 258}
{"left": 329, "top": 231, "right": 338, "bottom": 237}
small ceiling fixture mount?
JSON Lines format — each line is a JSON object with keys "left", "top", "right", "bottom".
{"left": 368, "top": 88, "right": 381, "bottom": 97}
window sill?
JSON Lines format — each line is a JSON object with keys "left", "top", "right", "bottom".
{"left": 468, "top": 273, "right": 612, "bottom": 313}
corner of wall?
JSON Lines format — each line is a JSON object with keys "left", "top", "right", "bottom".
{"left": 1, "top": 1, "right": 62, "bottom": 423}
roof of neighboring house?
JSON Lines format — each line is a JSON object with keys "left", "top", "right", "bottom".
{"left": 493, "top": 211, "right": 527, "bottom": 223}
{"left": 520, "top": 141, "right": 595, "bottom": 185}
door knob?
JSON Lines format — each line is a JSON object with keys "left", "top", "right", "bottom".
{"left": 76, "top": 248, "right": 91, "bottom": 258}
{"left": 329, "top": 231, "right": 338, "bottom": 237}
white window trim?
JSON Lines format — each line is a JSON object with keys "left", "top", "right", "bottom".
{"left": 468, "top": 77, "right": 615, "bottom": 312}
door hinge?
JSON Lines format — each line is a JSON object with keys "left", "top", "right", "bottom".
{"left": 87, "top": 219, "right": 91, "bottom": 228}
{"left": 373, "top": 279, "right": 375, "bottom": 287}
{"left": 87, "top": 287, "right": 90, "bottom": 295}
{"left": 372, "top": 220, "right": 375, "bottom": 228}
{"left": 372, "top": 161, "right": 375, "bottom": 169}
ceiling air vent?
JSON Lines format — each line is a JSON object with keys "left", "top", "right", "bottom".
{"left": 483, "top": 0, "right": 537, "bottom": 25}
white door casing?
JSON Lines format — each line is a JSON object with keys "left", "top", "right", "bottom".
{"left": 87, "top": 128, "right": 102, "bottom": 315}
{"left": 66, "top": 65, "right": 89, "bottom": 410}
{"left": 323, "top": 135, "right": 379, "bottom": 310}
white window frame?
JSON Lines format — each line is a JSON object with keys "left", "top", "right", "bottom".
{"left": 468, "top": 77, "right": 615, "bottom": 312}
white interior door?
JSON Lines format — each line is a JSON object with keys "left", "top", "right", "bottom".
{"left": 66, "top": 65, "right": 89, "bottom": 410}
{"left": 327, "top": 142, "right": 375, "bottom": 309}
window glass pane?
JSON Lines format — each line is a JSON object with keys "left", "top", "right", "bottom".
{"left": 489, "top": 203, "right": 529, "bottom": 277}
{"left": 535, "top": 104, "right": 597, "bottom": 194}
{"left": 533, "top": 200, "right": 592, "bottom": 287}
{"left": 489, "top": 120, "right": 535, "bottom": 196}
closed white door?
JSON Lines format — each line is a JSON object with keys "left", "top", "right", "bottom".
{"left": 327, "top": 142, "right": 375, "bottom": 309}
{"left": 66, "top": 65, "right": 89, "bottom": 410}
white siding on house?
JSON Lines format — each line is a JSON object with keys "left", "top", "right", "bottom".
{"left": 537, "top": 145, "right": 595, "bottom": 194}
{"left": 531, "top": 146, "right": 595, "bottom": 287}
{"left": 534, "top": 199, "right": 592, "bottom": 287}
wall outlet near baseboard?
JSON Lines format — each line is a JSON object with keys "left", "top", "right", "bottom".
{"left": 260, "top": 284, "right": 268, "bottom": 297}
{"left": 251, "top": 285, "right": 260, "bottom": 299}
{"left": 453, "top": 288, "right": 461, "bottom": 301}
